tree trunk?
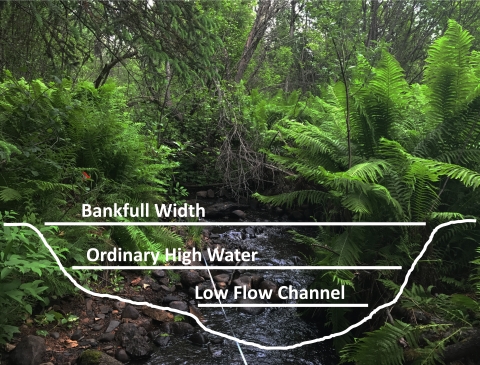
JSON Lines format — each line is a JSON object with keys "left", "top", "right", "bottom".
{"left": 234, "top": 0, "right": 285, "bottom": 83}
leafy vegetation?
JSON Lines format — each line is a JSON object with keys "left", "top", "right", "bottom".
{"left": 0, "top": 1, "right": 480, "bottom": 364}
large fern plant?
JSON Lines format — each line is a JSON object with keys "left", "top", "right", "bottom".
{"left": 254, "top": 20, "right": 480, "bottom": 363}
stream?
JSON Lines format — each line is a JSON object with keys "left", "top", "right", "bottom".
{"left": 134, "top": 220, "right": 338, "bottom": 365}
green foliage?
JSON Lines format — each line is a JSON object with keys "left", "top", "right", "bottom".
{"left": 340, "top": 320, "right": 420, "bottom": 365}
{"left": 257, "top": 20, "right": 480, "bottom": 363}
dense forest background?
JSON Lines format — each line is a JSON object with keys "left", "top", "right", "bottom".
{"left": 1, "top": 1, "right": 480, "bottom": 364}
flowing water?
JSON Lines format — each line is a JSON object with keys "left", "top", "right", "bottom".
{"left": 135, "top": 222, "right": 338, "bottom": 365}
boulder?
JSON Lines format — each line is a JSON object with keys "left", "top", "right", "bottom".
{"left": 115, "top": 323, "right": 153, "bottom": 359}
{"left": 233, "top": 275, "right": 252, "bottom": 290}
{"left": 180, "top": 271, "right": 205, "bottom": 287}
{"left": 11, "top": 336, "right": 46, "bottom": 365}
{"left": 77, "top": 350, "right": 123, "bottom": 365}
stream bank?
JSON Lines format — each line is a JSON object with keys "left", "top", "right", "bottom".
{"left": 3, "top": 199, "right": 337, "bottom": 365}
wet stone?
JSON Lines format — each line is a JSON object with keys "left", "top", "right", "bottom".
{"left": 153, "top": 335, "right": 170, "bottom": 346}
{"left": 50, "top": 332, "right": 60, "bottom": 340}
{"left": 189, "top": 332, "right": 209, "bottom": 346}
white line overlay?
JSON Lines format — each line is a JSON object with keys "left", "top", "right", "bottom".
{"left": 198, "top": 304, "right": 368, "bottom": 308}
{"left": 72, "top": 266, "right": 402, "bottom": 270}
{"left": 45, "top": 221, "right": 426, "bottom": 226}
{"left": 4, "top": 219, "right": 475, "bottom": 351}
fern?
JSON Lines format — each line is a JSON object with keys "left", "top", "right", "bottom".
{"left": 340, "top": 320, "right": 420, "bottom": 365}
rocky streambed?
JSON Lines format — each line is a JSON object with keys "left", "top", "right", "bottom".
{"left": 4, "top": 209, "right": 337, "bottom": 365}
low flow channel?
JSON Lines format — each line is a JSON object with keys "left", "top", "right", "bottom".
{"left": 134, "top": 223, "right": 337, "bottom": 365}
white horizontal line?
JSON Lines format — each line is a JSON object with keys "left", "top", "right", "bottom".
{"left": 46, "top": 221, "right": 426, "bottom": 226}
{"left": 71, "top": 266, "right": 402, "bottom": 270}
{"left": 198, "top": 303, "right": 368, "bottom": 308}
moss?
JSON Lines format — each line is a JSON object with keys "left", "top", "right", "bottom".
{"left": 78, "top": 349, "right": 102, "bottom": 365}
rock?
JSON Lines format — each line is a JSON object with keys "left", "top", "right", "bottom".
{"left": 189, "top": 332, "right": 209, "bottom": 346}
{"left": 232, "top": 210, "right": 246, "bottom": 219}
{"left": 77, "top": 350, "right": 123, "bottom": 365}
{"left": 216, "top": 281, "right": 228, "bottom": 290}
{"left": 244, "top": 227, "right": 256, "bottom": 238}
{"left": 121, "top": 305, "right": 140, "bottom": 320}
{"left": 150, "top": 282, "right": 162, "bottom": 291}
{"left": 99, "top": 333, "right": 115, "bottom": 342}
{"left": 11, "top": 336, "right": 45, "bottom": 365}
{"left": 132, "top": 295, "right": 145, "bottom": 302}
{"left": 151, "top": 269, "right": 165, "bottom": 279}
{"left": 50, "top": 332, "right": 60, "bottom": 340}
{"left": 205, "top": 202, "right": 249, "bottom": 218}
{"left": 233, "top": 275, "right": 252, "bottom": 290}
{"left": 213, "top": 273, "right": 230, "bottom": 283}
{"left": 169, "top": 301, "right": 188, "bottom": 312}
{"left": 161, "top": 322, "right": 195, "bottom": 336}
{"left": 113, "top": 301, "right": 126, "bottom": 310}
{"left": 105, "top": 320, "right": 121, "bottom": 333}
{"left": 196, "top": 191, "right": 208, "bottom": 198}
{"left": 95, "top": 313, "right": 105, "bottom": 320}
{"left": 142, "top": 307, "right": 174, "bottom": 322}
{"left": 157, "top": 277, "right": 170, "bottom": 286}
{"left": 153, "top": 335, "right": 170, "bottom": 346}
{"left": 159, "top": 284, "right": 175, "bottom": 292}
{"left": 78, "top": 338, "right": 98, "bottom": 347}
{"left": 237, "top": 298, "right": 265, "bottom": 315}
{"left": 162, "top": 294, "right": 183, "bottom": 304}
{"left": 207, "top": 189, "right": 215, "bottom": 198}
{"left": 115, "top": 323, "right": 153, "bottom": 358}
{"left": 115, "top": 349, "right": 130, "bottom": 363}
{"left": 39, "top": 363, "right": 54, "bottom": 365}
{"left": 5, "top": 343, "right": 15, "bottom": 352}
{"left": 70, "top": 329, "right": 83, "bottom": 340}
{"left": 259, "top": 280, "right": 281, "bottom": 302}
{"left": 251, "top": 274, "right": 264, "bottom": 289}
{"left": 180, "top": 271, "right": 205, "bottom": 287}
{"left": 91, "top": 324, "right": 103, "bottom": 331}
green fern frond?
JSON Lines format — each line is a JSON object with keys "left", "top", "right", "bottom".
{"left": 340, "top": 320, "right": 419, "bottom": 365}
{"left": 0, "top": 187, "right": 21, "bottom": 202}
{"left": 252, "top": 190, "right": 331, "bottom": 209}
